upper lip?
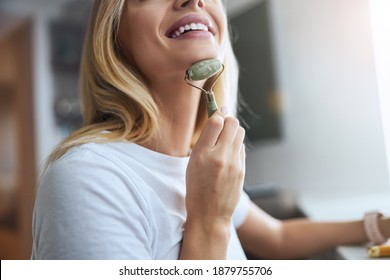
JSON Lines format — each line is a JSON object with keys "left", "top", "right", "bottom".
{"left": 165, "top": 14, "right": 216, "bottom": 38}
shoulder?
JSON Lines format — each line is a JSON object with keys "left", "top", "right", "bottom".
{"left": 51, "top": 142, "right": 123, "bottom": 170}
{"left": 44, "top": 142, "right": 132, "bottom": 182}
{"left": 39, "top": 142, "right": 148, "bottom": 209}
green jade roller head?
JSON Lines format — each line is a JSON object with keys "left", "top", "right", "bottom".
{"left": 185, "top": 59, "right": 224, "bottom": 117}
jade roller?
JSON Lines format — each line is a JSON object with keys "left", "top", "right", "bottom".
{"left": 185, "top": 59, "right": 224, "bottom": 117}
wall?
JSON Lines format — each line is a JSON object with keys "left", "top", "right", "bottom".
{"left": 0, "top": 0, "right": 85, "bottom": 174}
{"left": 0, "top": 0, "right": 76, "bottom": 173}
{"left": 226, "top": 0, "right": 265, "bottom": 18}
{"left": 369, "top": 0, "right": 390, "bottom": 188}
{"left": 232, "top": 0, "right": 389, "bottom": 196}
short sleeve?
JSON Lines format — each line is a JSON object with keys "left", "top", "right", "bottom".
{"left": 232, "top": 191, "right": 250, "bottom": 229}
{"left": 32, "top": 149, "right": 153, "bottom": 260}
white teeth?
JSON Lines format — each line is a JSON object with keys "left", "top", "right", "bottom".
{"left": 170, "top": 22, "right": 210, "bottom": 38}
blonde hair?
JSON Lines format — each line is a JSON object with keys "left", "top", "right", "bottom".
{"left": 46, "top": 0, "right": 239, "bottom": 167}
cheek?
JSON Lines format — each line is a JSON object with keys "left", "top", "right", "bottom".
{"left": 216, "top": 9, "right": 227, "bottom": 42}
{"left": 119, "top": 15, "right": 159, "bottom": 66}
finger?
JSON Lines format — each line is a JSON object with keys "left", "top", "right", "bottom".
{"left": 215, "top": 116, "right": 239, "bottom": 148}
{"left": 194, "top": 110, "right": 225, "bottom": 149}
{"left": 240, "top": 144, "right": 246, "bottom": 189}
{"left": 240, "top": 143, "right": 246, "bottom": 168}
{"left": 232, "top": 126, "right": 246, "bottom": 154}
{"left": 228, "top": 126, "right": 245, "bottom": 166}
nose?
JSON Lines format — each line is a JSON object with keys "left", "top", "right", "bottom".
{"left": 175, "top": 0, "right": 205, "bottom": 9}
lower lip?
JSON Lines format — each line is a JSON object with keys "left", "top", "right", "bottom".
{"left": 170, "top": 31, "right": 214, "bottom": 40}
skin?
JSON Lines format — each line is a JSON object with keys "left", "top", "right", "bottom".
{"left": 118, "top": 0, "right": 390, "bottom": 259}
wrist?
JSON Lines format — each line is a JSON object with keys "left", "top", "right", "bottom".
{"left": 186, "top": 211, "right": 232, "bottom": 232}
{"left": 180, "top": 218, "right": 231, "bottom": 260}
{"left": 185, "top": 217, "right": 231, "bottom": 240}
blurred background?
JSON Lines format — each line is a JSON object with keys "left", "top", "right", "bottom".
{"left": 0, "top": 0, "right": 389, "bottom": 259}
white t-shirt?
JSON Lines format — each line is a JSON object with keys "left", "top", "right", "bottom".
{"left": 31, "top": 141, "right": 250, "bottom": 260}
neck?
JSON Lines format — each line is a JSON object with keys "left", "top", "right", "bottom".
{"left": 140, "top": 74, "right": 204, "bottom": 157}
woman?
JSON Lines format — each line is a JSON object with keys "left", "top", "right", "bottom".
{"left": 32, "top": 0, "right": 390, "bottom": 260}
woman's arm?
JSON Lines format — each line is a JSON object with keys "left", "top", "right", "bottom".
{"left": 237, "top": 201, "right": 390, "bottom": 259}
{"left": 180, "top": 110, "right": 246, "bottom": 259}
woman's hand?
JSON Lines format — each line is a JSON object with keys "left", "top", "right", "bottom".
{"left": 180, "top": 109, "right": 246, "bottom": 259}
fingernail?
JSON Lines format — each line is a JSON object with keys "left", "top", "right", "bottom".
{"left": 221, "top": 106, "right": 228, "bottom": 115}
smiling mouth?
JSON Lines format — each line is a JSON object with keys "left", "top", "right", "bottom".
{"left": 168, "top": 22, "right": 211, "bottom": 39}
{"left": 166, "top": 14, "right": 216, "bottom": 40}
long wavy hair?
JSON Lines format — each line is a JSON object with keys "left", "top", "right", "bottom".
{"left": 46, "top": 0, "right": 239, "bottom": 167}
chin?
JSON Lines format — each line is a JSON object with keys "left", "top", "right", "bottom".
{"left": 161, "top": 49, "right": 222, "bottom": 77}
{"left": 187, "top": 51, "right": 220, "bottom": 65}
